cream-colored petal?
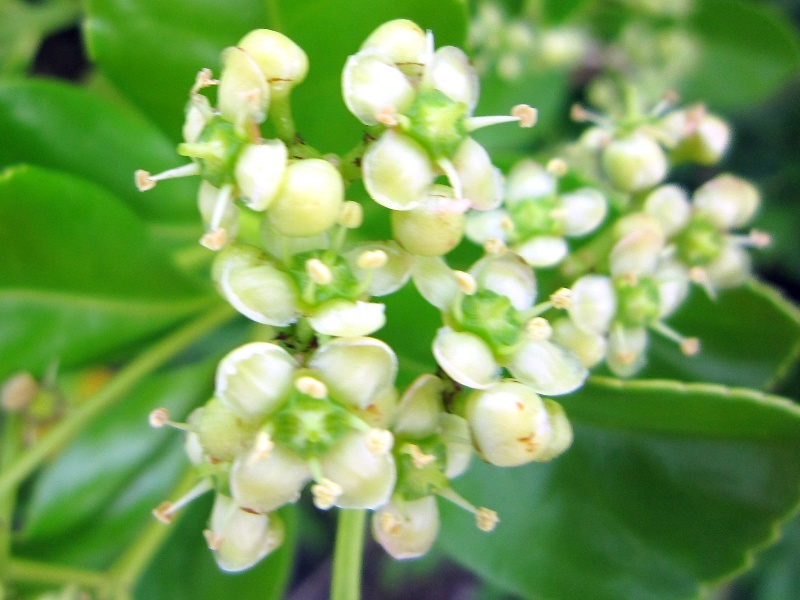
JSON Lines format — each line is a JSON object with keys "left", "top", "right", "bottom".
{"left": 218, "top": 47, "right": 269, "bottom": 125}
{"left": 705, "top": 241, "right": 752, "bottom": 289}
{"left": 452, "top": 138, "right": 503, "bottom": 210}
{"left": 464, "top": 209, "right": 511, "bottom": 245}
{"left": 372, "top": 496, "right": 439, "bottom": 559}
{"left": 394, "top": 374, "right": 443, "bottom": 438}
{"left": 345, "top": 241, "right": 414, "bottom": 296}
{"left": 430, "top": 46, "right": 479, "bottom": 113}
{"left": 308, "top": 300, "right": 386, "bottom": 337}
{"left": 440, "top": 413, "right": 473, "bottom": 478}
{"left": 361, "top": 19, "right": 427, "bottom": 79}
{"left": 505, "top": 160, "right": 556, "bottom": 206}
{"left": 693, "top": 174, "right": 760, "bottom": 230}
{"left": 506, "top": 337, "right": 588, "bottom": 396}
{"left": 231, "top": 446, "right": 311, "bottom": 513}
{"left": 644, "top": 184, "right": 691, "bottom": 238}
{"left": 469, "top": 254, "right": 537, "bottom": 311}
{"left": 514, "top": 235, "right": 568, "bottom": 267}
{"left": 560, "top": 188, "right": 607, "bottom": 237}
{"left": 654, "top": 259, "right": 690, "bottom": 318}
{"left": 412, "top": 256, "right": 459, "bottom": 310}
{"left": 235, "top": 140, "right": 287, "bottom": 211}
{"left": 342, "top": 50, "right": 415, "bottom": 125}
{"left": 551, "top": 317, "right": 607, "bottom": 368}
{"left": 432, "top": 328, "right": 500, "bottom": 389}
{"left": 607, "top": 326, "right": 648, "bottom": 378}
{"left": 363, "top": 131, "right": 433, "bottom": 210}
{"left": 309, "top": 337, "right": 398, "bottom": 409}
{"left": 569, "top": 274, "right": 616, "bottom": 334}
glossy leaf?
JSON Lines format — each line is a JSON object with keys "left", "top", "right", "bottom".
{"left": 735, "top": 512, "right": 800, "bottom": 600}
{"left": 0, "top": 79, "right": 198, "bottom": 227}
{"left": 641, "top": 280, "right": 800, "bottom": 390}
{"left": 84, "top": 0, "right": 269, "bottom": 139}
{"left": 0, "top": 165, "right": 214, "bottom": 382}
{"left": 439, "top": 376, "right": 800, "bottom": 600}
{"left": 683, "top": 0, "right": 800, "bottom": 110}
{"left": 274, "top": 0, "right": 469, "bottom": 153}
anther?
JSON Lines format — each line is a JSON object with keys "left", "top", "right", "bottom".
{"left": 305, "top": 259, "right": 333, "bottom": 285}
{"left": 680, "top": 337, "right": 701, "bottom": 356}
{"left": 749, "top": 230, "right": 772, "bottom": 249}
{"left": 1, "top": 372, "right": 39, "bottom": 411}
{"left": 511, "top": 104, "right": 537, "bottom": 128}
{"left": 135, "top": 170, "right": 156, "bottom": 191}
{"left": 476, "top": 507, "right": 500, "bottom": 532}
{"left": 376, "top": 105, "right": 400, "bottom": 127}
{"left": 191, "top": 68, "right": 218, "bottom": 94}
{"left": 454, "top": 271, "right": 478, "bottom": 295}
{"left": 550, "top": 288, "right": 573, "bottom": 309}
{"left": 546, "top": 158, "right": 568, "bottom": 177}
{"left": 248, "top": 431, "right": 275, "bottom": 465}
{"left": 404, "top": 444, "right": 436, "bottom": 469}
{"left": 295, "top": 376, "right": 328, "bottom": 399}
{"left": 152, "top": 501, "right": 176, "bottom": 524}
{"left": 311, "top": 478, "right": 343, "bottom": 510}
{"left": 152, "top": 479, "right": 212, "bottom": 524}
{"left": 483, "top": 238, "right": 507, "bottom": 256}
{"left": 200, "top": 228, "right": 228, "bottom": 251}
{"left": 379, "top": 511, "right": 404, "bottom": 535}
{"left": 526, "top": 317, "right": 553, "bottom": 340}
{"left": 366, "top": 429, "right": 394, "bottom": 456}
{"left": 135, "top": 163, "right": 200, "bottom": 191}
{"left": 357, "top": 249, "right": 388, "bottom": 270}
{"left": 338, "top": 201, "right": 364, "bottom": 229}
{"left": 148, "top": 408, "right": 170, "bottom": 428}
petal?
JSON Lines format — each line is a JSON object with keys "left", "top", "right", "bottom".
{"left": 602, "top": 133, "right": 668, "bottom": 192}
{"left": 514, "top": 235, "right": 569, "bottom": 267}
{"left": 216, "top": 342, "right": 297, "bottom": 421}
{"left": 213, "top": 245, "right": 299, "bottom": 326}
{"left": 432, "top": 328, "right": 500, "bottom": 389}
{"left": 231, "top": 446, "right": 311, "bottom": 513}
{"left": 218, "top": 47, "right": 269, "bottom": 125}
{"left": 654, "top": 259, "right": 690, "bottom": 318}
{"left": 505, "top": 160, "right": 556, "bottom": 206}
{"left": 705, "top": 241, "right": 752, "bottom": 289}
{"left": 308, "top": 300, "right": 386, "bottom": 337}
{"left": 208, "top": 495, "right": 285, "bottom": 573}
{"left": 693, "top": 174, "right": 760, "bottom": 230}
{"left": 309, "top": 337, "right": 398, "bottom": 409}
{"left": 372, "top": 496, "right": 440, "bottom": 559}
{"left": 344, "top": 241, "right": 414, "bottom": 296}
{"left": 506, "top": 337, "right": 588, "bottom": 396}
{"left": 430, "top": 46, "right": 479, "bottom": 113}
{"left": 321, "top": 431, "right": 397, "bottom": 509}
{"left": 342, "top": 50, "right": 415, "bottom": 125}
{"left": 235, "top": 140, "right": 287, "bottom": 211}
{"left": 394, "top": 374, "right": 443, "bottom": 438}
{"left": 607, "top": 325, "right": 648, "bottom": 378}
{"left": 569, "top": 274, "right": 616, "bottom": 334}
{"left": 363, "top": 131, "right": 433, "bottom": 210}
{"left": 644, "top": 184, "right": 691, "bottom": 238}
{"left": 610, "top": 216, "right": 666, "bottom": 277}
{"left": 551, "top": 317, "right": 607, "bottom": 368}
{"left": 440, "top": 414, "right": 473, "bottom": 478}
{"left": 469, "top": 254, "right": 537, "bottom": 311}
{"left": 560, "top": 188, "right": 607, "bottom": 237}
{"left": 411, "top": 256, "right": 459, "bottom": 310}
{"left": 261, "top": 221, "right": 329, "bottom": 259}
{"left": 452, "top": 138, "right": 503, "bottom": 210}
{"left": 464, "top": 209, "right": 511, "bottom": 245}
{"left": 361, "top": 19, "right": 427, "bottom": 79}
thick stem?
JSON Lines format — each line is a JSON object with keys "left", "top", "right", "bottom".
{"left": 330, "top": 509, "right": 366, "bottom": 600}
{"left": 270, "top": 90, "right": 298, "bottom": 145}
{"left": 0, "top": 304, "right": 235, "bottom": 497}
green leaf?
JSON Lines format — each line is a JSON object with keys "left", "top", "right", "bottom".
{"left": 0, "top": 165, "right": 214, "bottom": 382}
{"left": 640, "top": 280, "right": 800, "bottom": 390}
{"left": 135, "top": 499, "right": 297, "bottom": 600}
{"left": 273, "top": 0, "right": 469, "bottom": 154}
{"left": 22, "top": 361, "right": 215, "bottom": 543}
{"left": 439, "top": 376, "right": 800, "bottom": 600}
{"left": 735, "top": 512, "right": 800, "bottom": 600}
{"left": 84, "top": 0, "right": 269, "bottom": 139}
{"left": 683, "top": 0, "right": 800, "bottom": 110}
{"left": 0, "top": 79, "right": 198, "bottom": 228}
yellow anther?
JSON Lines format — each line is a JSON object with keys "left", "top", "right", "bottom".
{"left": 379, "top": 510, "right": 404, "bottom": 535}
{"left": 203, "top": 529, "right": 223, "bottom": 550}
{"left": 749, "top": 230, "right": 772, "bottom": 249}
{"left": 376, "top": 105, "right": 400, "bottom": 127}
{"left": 135, "top": 169, "right": 156, "bottom": 191}
{"left": 152, "top": 501, "right": 176, "bottom": 524}
{"left": 680, "top": 338, "right": 701, "bottom": 356}
{"left": 148, "top": 407, "right": 170, "bottom": 428}
{"left": 511, "top": 104, "right": 538, "bottom": 128}
{"left": 476, "top": 507, "right": 499, "bottom": 532}
{"left": 404, "top": 444, "right": 436, "bottom": 469}
{"left": 200, "top": 228, "right": 228, "bottom": 251}
{"left": 357, "top": 249, "right": 388, "bottom": 270}
{"left": 311, "top": 478, "right": 343, "bottom": 510}
{"left": 526, "top": 317, "right": 552, "bottom": 340}
{"left": 454, "top": 271, "right": 478, "bottom": 295}
{"left": 295, "top": 376, "right": 328, "bottom": 399}
{"left": 366, "top": 429, "right": 394, "bottom": 456}
{"left": 546, "top": 158, "right": 568, "bottom": 177}
{"left": 191, "top": 68, "right": 218, "bottom": 94}
{"left": 305, "top": 258, "right": 333, "bottom": 285}
{"left": 338, "top": 201, "right": 364, "bottom": 229}
{"left": 248, "top": 431, "right": 275, "bottom": 465}
{"left": 1, "top": 372, "right": 39, "bottom": 411}
{"left": 483, "top": 238, "right": 507, "bottom": 256}
{"left": 550, "top": 288, "right": 573, "bottom": 309}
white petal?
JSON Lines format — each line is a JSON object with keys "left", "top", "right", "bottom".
{"left": 412, "top": 256, "right": 459, "bottom": 310}
{"left": 469, "top": 254, "right": 537, "bottom": 311}
{"left": 439, "top": 414, "right": 473, "bottom": 478}
{"left": 431, "top": 46, "right": 479, "bottom": 113}
{"left": 363, "top": 131, "right": 433, "bottom": 210}
{"left": 321, "top": 431, "right": 397, "bottom": 509}
{"left": 506, "top": 337, "right": 588, "bottom": 396}
{"left": 372, "top": 496, "right": 439, "bottom": 559}
{"left": 602, "top": 133, "right": 667, "bottom": 192}
{"left": 213, "top": 245, "right": 299, "bottom": 326}
{"left": 644, "top": 184, "right": 691, "bottom": 238}
{"left": 218, "top": 47, "right": 269, "bottom": 125}
{"left": 693, "top": 174, "right": 760, "bottom": 230}
{"left": 231, "top": 446, "right": 311, "bottom": 513}
{"left": 361, "top": 19, "right": 427, "bottom": 78}
{"left": 309, "top": 338, "right": 398, "bottom": 409}
{"left": 569, "top": 274, "right": 616, "bottom": 334}
{"left": 208, "top": 495, "right": 285, "bottom": 572}
{"left": 505, "top": 160, "right": 556, "bottom": 206}
{"left": 261, "top": 222, "right": 329, "bottom": 259}
{"left": 705, "top": 241, "right": 752, "bottom": 289}
{"left": 235, "top": 140, "right": 287, "bottom": 211}
{"left": 238, "top": 29, "right": 309, "bottom": 91}
{"left": 308, "top": 300, "right": 386, "bottom": 337}
{"left": 607, "top": 326, "right": 648, "bottom": 378}
{"left": 216, "top": 342, "right": 297, "bottom": 421}
{"left": 610, "top": 218, "right": 666, "bottom": 277}
{"left": 654, "top": 259, "right": 690, "bottom": 318}
{"left": 394, "top": 374, "right": 443, "bottom": 438}
{"left": 560, "top": 188, "right": 607, "bottom": 237}
{"left": 514, "top": 235, "right": 568, "bottom": 267}
{"left": 452, "top": 138, "right": 503, "bottom": 210}
{"left": 551, "top": 317, "right": 607, "bottom": 368}
{"left": 342, "top": 50, "right": 415, "bottom": 125}
{"left": 432, "top": 328, "right": 500, "bottom": 389}
{"left": 464, "top": 209, "right": 511, "bottom": 245}
{"left": 345, "top": 241, "right": 414, "bottom": 296}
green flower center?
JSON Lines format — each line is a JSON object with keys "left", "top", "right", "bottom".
{"left": 394, "top": 437, "right": 449, "bottom": 501}
{"left": 271, "top": 388, "right": 351, "bottom": 459}
{"left": 459, "top": 289, "right": 524, "bottom": 349}
{"left": 675, "top": 217, "right": 724, "bottom": 266}
{"left": 403, "top": 88, "right": 468, "bottom": 158}
{"left": 177, "top": 116, "right": 248, "bottom": 187}
{"left": 508, "top": 195, "right": 563, "bottom": 240}
{"left": 288, "top": 251, "right": 360, "bottom": 309}
{"left": 614, "top": 276, "right": 661, "bottom": 328}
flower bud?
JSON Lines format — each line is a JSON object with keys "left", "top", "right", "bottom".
{"left": 644, "top": 185, "right": 691, "bottom": 238}
{"left": 194, "top": 398, "right": 255, "bottom": 462}
{"left": 469, "top": 253, "right": 537, "bottom": 311}
{"left": 693, "top": 174, "right": 760, "bottom": 230}
{"left": 342, "top": 50, "right": 416, "bottom": 125}
{"left": 234, "top": 140, "right": 288, "bottom": 211}
{"left": 372, "top": 496, "right": 439, "bottom": 559}
{"left": 465, "top": 381, "right": 553, "bottom": 466}
{"left": 433, "top": 327, "right": 501, "bottom": 389}
{"left": 361, "top": 19, "right": 427, "bottom": 79}
{"left": 560, "top": 188, "right": 607, "bottom": 237}
{"left": 206, "top": 494, "right": 284, "bottom": 572}
{"left": 230, "top": 445, "right": 311, "bottom": 513}
{"left": 268, "top": 159, "right": 344, "bottom": 237}
{"left": 307, "top": 300, "right": 386, "bottom": 337}
{"left": 391, "top": 186, "right": 466, "bottom": 256}
{"left": 506, "top": 337, "right": 588, "bottom": 396}
{"left": 217, "top": 47, "right": 270, "bottom": 126}
{"left": 237, "top": 29, "right": 309, "bottom": 92}
{"left": 363, "top": 130, "right": 433, "bottom": 210}
{"left": 602, "top": 133, "right": 667, "bottom": 192}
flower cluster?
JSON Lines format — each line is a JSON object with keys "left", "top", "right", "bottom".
{"left": 139, "top": 18, "right": 769, "bottom": 574}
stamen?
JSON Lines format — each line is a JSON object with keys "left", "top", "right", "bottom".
{"left": 475, "top": 507, "right": 500, "bottom": 532}
{"left": 550, "top": 288, "right": 573, "bottom": 309}
{"left": 305, "top": 258, "right": 333, "bottom": 285}
{"left": 729, "top": 230, "right": 772, "bottom": 249}
{"left": 366, "top": 429, "right": 394, "bottom": 455}
{"left": 454, "top": 271, "right": 478, "bottom": 295}
{"left": 376, "top": 105, "right": 400, "bottom": 127}
{"left": 135, "top": 163, "right": 200, "bottom": 191}
{"left": 526, "top": 317, "right": 552, "bottom": 340}
{"left": 200, "top": 228, "right": 228, "bottom": 251}
{"left": 1, "top": 372, "right": 39, "bottom": 411}
{"left": 311, "top": 478, "right": 343, "bottom": 510}
{"left": 483, "top": 238, "right": 507, "bottom": 256}
{"left": 191, "top": 68, "right": 218, "bottom": 94}
{"left": 649, "top": 89, "right": 681, "bottom": 118}
{"left": 569, "top": 103, "right": 611, "bottom": 128}
{"left": 148, "top": 407, "right": 192, "bottom": 431}
{"left": 512, "top": 104, "right": 537, "bottom": 128}
{"left": 295, "top": 376, "right": 328, "bottom": 399}
{"left": 403, "top": 443, "right": 436, "bottom": 469}
{"left": 464, "top": 104, "right": 537, "bottom": 131}
{"left": 201, "top": 185, "right": 235, "bottom": 251}
{"left": 379, "top": 510, "right": 404, "bottom": 535}
{"left": 650, "top": 321, "right": 701, "bottom": 356}
{"left": 546, "top": 158, "right": 568, "bottom": 177}
{"left": 357, "top": 249, "right": 388, "bottom": 270}
{"left": 247, "top": 431, "right": 275, "bottom": 465}
{"left": 338, "top": 201, "right": 364, "bottom": 229}
{"left": 152, "top": 478, "right": 213, "bottom": 524}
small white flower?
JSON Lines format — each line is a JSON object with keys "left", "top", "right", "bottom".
{"left": 372, "top": 496, "right": 440, "bottom": 559}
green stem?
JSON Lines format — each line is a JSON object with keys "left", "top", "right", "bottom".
{"left": 270, "top": 90, "right": 297, "bottom": 144}
{"left": 0, "top": 304, "right": 235, "bottom": 497}
{"left": 8, "top": 558, "right": 106, "bottom": 590}
{"left": 105, "top": 470, "right": 199, "bottom": 599}
{"left": 330, "top": 509, "right": 366, "bottom": 600}
{"left": 0, "top": 412, "right": 22, "bottom": 593}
